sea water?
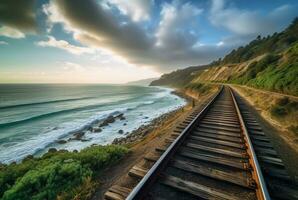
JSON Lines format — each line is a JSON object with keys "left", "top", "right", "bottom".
{"left": 0, "top": 84, "right": 186, "bottom": 163}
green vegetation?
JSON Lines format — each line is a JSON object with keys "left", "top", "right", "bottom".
{"left": 230, "top": 42, "right": 298, "bottom": 96}
{"left": 270, "top": 97, "right": 298, "bottom": 118}
{"left": 0, "top": 145, "right": 128, "bottom": 200}
{"left": 218, "top": 18, "right": 298, "bottom": 96}
{"left": 185, "top": 83, "right": 212, "bottom": 95}
{"left": 230, "top": 54, "right": 281, "bottom": 83}
{"left": 217, "top": 17, "right": 298, "bottom": 65}
{"left": 150, "top": 18, "right": 298, "bottom": 97}
{"left": 150, "top": 65, "right": 209, "bottom": 88}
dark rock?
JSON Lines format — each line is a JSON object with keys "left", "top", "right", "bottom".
{"left": 143, "top": 130, "right": 149, "bottom": 136}
{"left": 116, "top": 113, "right": 124, "bottom": 118}
{"left": 99, "top": 115, "right": 116, "bottom": 127}
{"left": 123, "top": 123, "right": 127, "bottom": 126}
{"left": 73, "top": 132, "right": 85, "bottom": 140}
{"left": 57, "top": 139, "right": 67, "bottom": 144}
{"left": 118, "top": 129, "right": 124, "bottom": 134}
{"left": 106, "top": 115, "right": 115, "bottom": 123}
{"left": 93, "top": 127, "right": 102, "bottom": 132}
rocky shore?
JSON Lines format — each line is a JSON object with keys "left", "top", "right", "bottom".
{"left": 52, "top": 90, "right": 189, "bottom": 151}
{"left": 55, "top": 113, "right": 127, "bottom": 145}
{"left": 111, "top": 90, "right": 192, "bottom": 145}
{"left": 112, "top": 107, "right": 185, "bottom": 145}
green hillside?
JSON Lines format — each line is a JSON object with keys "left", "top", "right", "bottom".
{"left": 217, "top": 18, "right": 298, "bottom": 65}
{"left": 151, "top": 18, "right": 298, "bottom": 96}
{"left": 150, "top": 65, "right": 209, "bottom": 87}
{"left": 229, "top": 43, "right": 298, "bottom": 95}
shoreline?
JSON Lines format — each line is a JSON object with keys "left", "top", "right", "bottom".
{"left": 112, "top": 90, "right": 193, "bottom": 146}
{"left": 1, "top": 87, "right": 188, "bottom": 165}
{"left": 0, "top": 85, "right": 216, "bottom": 200}
{"left": 92, "top": 87, "right": 218, "bottom": 199}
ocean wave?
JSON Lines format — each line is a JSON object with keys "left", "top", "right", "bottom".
{"left": 0, "top": 86, "right": 186, "bottom": 164}
{"left": 0, "top": 104, "right": 105, "bottom": 128}
{"left": 0, "top": 97, "right": 94, "bottom": 110}
{"left": 0, "top": 99, "right": 131, "bottom": 129}
{"left": 0, "top": 108, "right": 125, "bottom": 163}
{"left": 0, "top": 99, "right": 161, "bottom": 163}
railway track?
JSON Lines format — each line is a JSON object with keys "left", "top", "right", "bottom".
{"left": 105, "top": 86, "right": 297, "bottom": 200}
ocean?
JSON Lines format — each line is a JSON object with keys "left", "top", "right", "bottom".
{"left": 0, "top": 84, "right": 186, "bottom": 164}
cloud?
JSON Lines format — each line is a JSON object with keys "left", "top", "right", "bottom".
{"left": 36, "top": 36, "right": 95, "bottom": 55}
{"left": 43, "top": 0, "right": 228, "bottom": 71}
{"left": 41, "top": 0, "right": 296, "bottom": 72}
{"left": 104, "top": 0, "right": 153, "bottom": 22}
{"left": 156, "top": 2, "right": 202, "bottom": 49}
{"left": 210, "top": 0, "right": 296, "bottom": 36}
{"left": 62, "top": 62, "right": 86, "bottom": 72}
{"left": 0, "top": 26, "right": 25, "bottom": 38}
{"left": 0, "top": 41, "right": 8, "bottom": 45}
{"left": 0, "top": 0, "right": 37, "bottom": 33}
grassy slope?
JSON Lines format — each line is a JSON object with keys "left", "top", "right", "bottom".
{"left": 150, "top": 18, "right": 298, "bottom": 139}
{"left": 150, "top": 65, "right": 210, "bottom": 88}
{"left": 228, "top": 43, "right": 298, "bottom": 96}
{"left": 0, "top": 145, "right": 128, "bottom": 200}
{"left": 151, "top": 18, "right": 298, "bottom": 96}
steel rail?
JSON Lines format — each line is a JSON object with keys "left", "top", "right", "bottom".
{"left": 229, "top": 86, "right": 271, "bottom": 200}
{"left": 125, "top": 86, "right": 270, "bottom": 200}
{"left": 126, "top": 86, "right": 224, "bottom": 200}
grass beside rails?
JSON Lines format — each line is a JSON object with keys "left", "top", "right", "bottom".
{"left": 184, "top": 83, "right": 213, "bottom": 96}
{"left": 183, "top": 82, "right": 219, "bottom": 102}
{"left": 270, "top": 97, "right": 298, "bottom": 135}
{"left": 232, "top": 85, "right": 298, "bottom": 140}
{"left": 0, "top": 145, "right": 128, "bottom": 200}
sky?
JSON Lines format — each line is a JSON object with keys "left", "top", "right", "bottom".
{"left": 0, "top": 0, "right": 297, "bottom": 83}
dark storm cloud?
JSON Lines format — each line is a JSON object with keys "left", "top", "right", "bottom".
{"left": 0, "top": 0, "right": 37, "bottom": 32}
{"left": 54, "top": 0, "right": 152, "bottom": 49}
{"left": 47, "top": 0, "right": 227, "bottom": 71}
{"left": 43, "top": 0, "right": 296, "bottom": 72}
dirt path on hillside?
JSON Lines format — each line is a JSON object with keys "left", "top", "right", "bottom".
{"left": 231, "top": 84, "right": 298, "bottom": 100}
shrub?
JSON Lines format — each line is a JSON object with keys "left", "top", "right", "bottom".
{"left": 270, "top": 106, "right": 287, "bottom": 117}
{"left": 185, "top": 83, "right": 212, "bottom": 95}
{"left": 0, "top": 145, "right": 128, "bottom": 200}
{"left": 228, "top": 42, "right": 298, "bottom": 96}
{"left": 288, "top": 126, "right": 298, "bottom": 136}
{"left": 270, "top": 97, "right": 298, "bottom": 118}
{"left": 277, "top": 97, "right": 289, "bottom": 106}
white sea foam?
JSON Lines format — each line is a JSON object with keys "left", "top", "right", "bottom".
{"left": 0, "top": 86, "right": 186, "bottom": 164}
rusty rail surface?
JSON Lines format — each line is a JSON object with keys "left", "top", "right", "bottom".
{"left": 124, "top": 86, "right": 271, "bottom": 200}
{"left": 104, "top": 85, "right": 295, "bottom": 200}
